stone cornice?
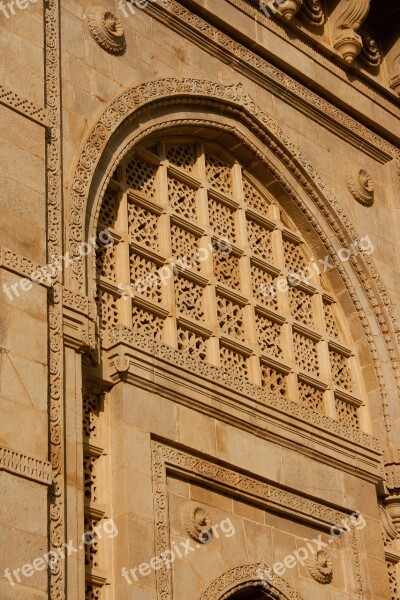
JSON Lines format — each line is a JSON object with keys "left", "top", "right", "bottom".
{"left": 102, "top": 327, "right": 383, "bottom": 481}
{"left": 0, "top": 444, "right": 52, "bottom": 485}
{"left": 0, "top": 84, "right": 48, "bottom": 127}
{"left": 149, "top": 0, "right": 399, "bottom": 151}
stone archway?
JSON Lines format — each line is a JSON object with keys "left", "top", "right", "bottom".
{"left": 196, "top": 562, "right": 303, "bottom": 600}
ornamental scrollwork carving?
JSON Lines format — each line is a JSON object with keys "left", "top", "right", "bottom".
{"left": 182, "top": 503, "right": 213, "bottom": 544}
{"left": 333, "top": 0, "right": 370, "bottom": 64}
{"left": 359, "top": 33, "right": 381, "bottom": 68}
{"left": 307, "top": 550, "right": 333, "bottom": 584}
{"left": 345, "top": 168, "right": 374, "bottom": 206}
{"left": 388, "top": 38, "right": 400, "bottom": 98}
{"left": 299, "top": 0, "right": 324, "bottom": 27}
{"left": 87, "top": 7, "right": 126, "bottom": 55}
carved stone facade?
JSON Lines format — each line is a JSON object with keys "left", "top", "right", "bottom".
{"left": 0, "top": 1, "right": 399, "bottom": 600}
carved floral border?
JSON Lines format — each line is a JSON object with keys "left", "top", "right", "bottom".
{"left": 151, "top": 440, "right": 366, "bottom": 600}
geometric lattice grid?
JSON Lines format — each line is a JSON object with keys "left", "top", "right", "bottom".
{"left": 96, "top": 138, "right": 364, "bottom": 427}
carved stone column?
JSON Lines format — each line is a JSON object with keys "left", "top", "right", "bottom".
{"left": 333, "top": 0, "right": 371, "bottom": 64}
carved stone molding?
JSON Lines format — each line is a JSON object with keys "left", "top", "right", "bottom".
{"left": 307, "top": 550, "right": 333, "bottom": 584}
{"left": 299, "top": 0, "right": 324, "bottom": 26}
{"left": 152, "top": 440, "right": 364, "bottom": 600}
{"left": 333, "top": 0, "right": 370, "bottom": 64}
{"left": 197, "top": 562, "right": 302, "bottom": 599}
{"left": 87, "top": 7, "right": 126, "bottom": 55}
{"left": 0, "top": 246, "right": 51, "bottom": 287}
{"left": 181, "top": 503, "right": 213, "bottom": 543}
{"left": 0, "top": 444, "right": 52, "bottom": 485}
{"left": 0, "top": 84, "right": 48, "bottom": 127}
{"left": 345, "top": 168, "right": 374, "bottom": 206}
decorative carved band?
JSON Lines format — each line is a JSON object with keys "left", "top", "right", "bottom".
{"left": 0, "top": 84, "right": 48, "bottom": 127}
{"left": 0, "top": 444, "right": 52, "bottom": 485}
{"left": 0, "top": 246, "right": 51, "bottom": 287}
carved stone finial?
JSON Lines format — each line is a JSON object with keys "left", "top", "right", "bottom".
{"left": 87, "top": 7, "right": 126, "bottom": 55}
{"left": 275, "top": 0, "right": 303, "bottom": 21}
{"left": 345, "top": 168, "right": 374, "bottom": 206}
{"left": 300, "top": 0, "right": 325, "bottom": 26}
{"left": 181, "top": 503, "right": 213, "bottom": 544}
{"left": 333, "top": 0, "right": 370, "bottom": 64}
{"left": 307, "top": 550, "right": 333, "bottom": 584}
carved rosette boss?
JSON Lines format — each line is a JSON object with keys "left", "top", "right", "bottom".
{"left": 181, "top": 503, "right": 213, "bottom": 544}
{"left": 345, "top": 168, "right": 374, "bottom": 206}
{"left": 307, "top": 550, "right": 333, "bottom": 584}
{"left": 87, "top": 7, "right": 126, "bottom": 55}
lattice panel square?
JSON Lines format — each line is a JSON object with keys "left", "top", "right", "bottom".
{"left": 288, "top": 286, "right": 314, "bottom": 328}
{"left": 217, "top": 296, "right": 245, "bottom": 340}
{"left": 132, "top": 306, "right": 164, "bottom": 340}
{"left": 177, "top": 327, "right": 208, "bottom": 362}
{"left": 219, "top": 344, "right": 247, "bottom": 376}
{"left": 166, "top": 144, "right": 196, "bottom": 172}
{"left": 205, "top": 152, "right": 233, "bottom": 195}
{"left": 324, "top": 302, "right": 341, "bottom": 339}
{"left": 96, "top": 289, "right": 119, "bottom": 330}
{"left": 128, "top": 202, "right": 160, "bottom": 250}
{"left": 247, "top": 219, "right": 274, "bottom": 263}
{"left": 213, "top": 249, "right": 241, "bottom": 290}
{"left": 335, "top": 398, "right": 359, "bottom": 428}
{"left": 171, "top": 224, "right": 200, "bottom": 269}
{"left": 261, "top": 364, "right": 286, "bottom": 396}
{"left": 83, "top": 453, "right": 100, "bottom": 503}
{"left": 83, "top": 393, "right": 101, "bottom": 443}
{"left": 96, "top": 243, "right": 117, "bottom": 282}
{"left": 175, "top": 276, "right": 205, "bottom": 321}
{"left": 283, "top": 238, "right": 308, "bottom": 274}
{"left": 293, "top": 330, "right": 320, "bottom": 376}
{"left": 251, "top": 265, "right": 279, "bottom": 311}
{"left": 125, "top": 156, "right": 158, "bottom": 199}
{"left": 99, "top": 187, "right": 118, "bottom": 229}
{"left": 168, "top": 177, "right": 198, "bottom": 222}
{"left": 243, "top": 178, "right": 270, "bottom": 214}
{"left": 330, "top": 351, "right": 354, "bottom": 391}
{"left": 130, "top": 253, "right": 163, "bottom": 304}
{"left": 255, "top": 312, "right": 282, "bottom": 357}
{"left": 208, "top": 198, "right": 236, "bottom": 242}
{"left": 298, "top": 381, "right": 324, "bottom": 413}
{"left": 84, "top": 514, "right": 101, "bottom": 570}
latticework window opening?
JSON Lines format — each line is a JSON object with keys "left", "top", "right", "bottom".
{"left": 95, "top": 138, "right": 365, "bottom": 428}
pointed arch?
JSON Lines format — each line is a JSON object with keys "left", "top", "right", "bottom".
{"left": 66, "top": 77, "right": 400, "bottom": 443}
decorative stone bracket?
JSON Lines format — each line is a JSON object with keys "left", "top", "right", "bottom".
{"left": 333, "top": 0, "right": 370, "bottom": 64}
{"left": 62, "top": 287, "right": 97, "bottom": 357}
